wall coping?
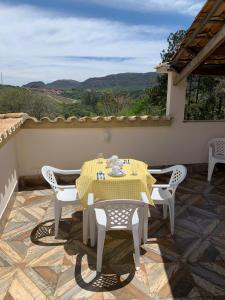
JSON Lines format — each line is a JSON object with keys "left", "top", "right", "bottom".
{"left": 22, "top": 115, "right": 172, "bottom": 129}
{"left": 0, "top": 113, "right": 28, "bottom": 148}
{"left": 0, "top": 113, "right": 172, "bottom": 148}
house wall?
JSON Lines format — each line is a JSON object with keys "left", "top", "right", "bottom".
{"left": 0, "top": 137, "right": 18, "bottom": 219}
{"left": 16, "top": 121, "right": 225, "bottom": 176}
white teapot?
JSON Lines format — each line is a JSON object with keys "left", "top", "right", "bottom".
{"left": 107, "top": 155, "right": 122, "bottom": 168}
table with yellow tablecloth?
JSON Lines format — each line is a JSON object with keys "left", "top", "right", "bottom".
{"left": 76, "top": 159, "right": 156, "bottom": 208}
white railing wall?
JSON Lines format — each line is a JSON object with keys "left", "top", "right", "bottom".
{"left": 0, "top": 137, "right": 18, "bottom": 219}
{"left": 15, "top": 120, "right": 225, "bottom": 176}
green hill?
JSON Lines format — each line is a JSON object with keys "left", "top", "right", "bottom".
{"left": 81, "top": 72, "right": 157, "bottom": 90}
{"left": 0, "top": 85, "right": 62, "bottom": 119}
{"left": 47, "top": 79, "right": 81, "bottom": 89}
{"left": 23, "top": 72, "right": 157, "bottom": 90}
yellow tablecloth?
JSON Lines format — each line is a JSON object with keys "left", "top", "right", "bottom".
{"left": 76, "top": 159, "right": 156, "bottom": 208}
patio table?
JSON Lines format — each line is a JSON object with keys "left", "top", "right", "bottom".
{"left": 76, "top": 158, "right": 156, "bottom": 207}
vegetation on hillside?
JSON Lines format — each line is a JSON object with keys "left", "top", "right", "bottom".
{"left": 0, "top": 85, "right": 62, "bottom": 119}
{"left": 0, "top": 29, "right": 225, "bottom": 120}
{"left": 185, "top": 75, "right": 225, "bottom": 120}
{"left": 160, "top": 29, "right": 225, "bottom": 120}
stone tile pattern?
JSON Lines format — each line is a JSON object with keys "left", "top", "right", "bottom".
{"left": 0, "top": 164, "right": 225, "bottom": 299}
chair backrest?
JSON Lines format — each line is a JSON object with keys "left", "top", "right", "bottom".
{"left": 209, "top": 138, "right": 225, "bottom": 156}
{"left": 94, "top": 199, "right": 144, "bottom": 230}
{"left": 41, "top": 166, "right": 58, "bottom": 192}
{"left": 168, "top": 165, "right": 187, "bottom": 188}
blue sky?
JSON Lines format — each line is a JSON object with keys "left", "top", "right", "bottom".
{"left": 0, "top": 0, "right": 204, "bottom": 85}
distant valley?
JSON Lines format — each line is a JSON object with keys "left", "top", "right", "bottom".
{"left": 0, "top": 71, "right": 163, "bottom": 120}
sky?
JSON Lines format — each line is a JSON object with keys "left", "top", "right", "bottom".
{"left": 0, "top": 0, "right": 204, "bottom": 86}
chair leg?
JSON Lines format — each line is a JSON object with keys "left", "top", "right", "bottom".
{"left": 163, "top": 204, "right": 168, "bottom": 219}
{"left": 148, "top": 206, "right": 151, "bottom": 218}
{"left": 138, "top": 207, "right": 143, "bottom": 245}
{"left": 89, "top": 207, "right": 96, "bottom": 247}
{"left": 54, "top": 201, "right": 62, "bottom": 237}
{"left": 142, "top": 207, "right": 148, "bottom": 244}
{"left": 132, "top": 224, "right": 141, "bottom": 270}
{"left": 168, "top": 199, "right": 175, "bottom": 235}
{"left": 208, "top": 160, "right": 216, "bottom": 182}
{"left": 83, "top": 209, "right": 89, "bottom": 245}
{"left": 96, "top": 226, "right": 106, "bottom": 273}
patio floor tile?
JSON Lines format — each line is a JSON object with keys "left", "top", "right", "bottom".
{"left": 0, "top": 163, "right": 225, "bottom": 299}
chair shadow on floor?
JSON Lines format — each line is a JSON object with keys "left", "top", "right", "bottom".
{"left": 30, "top": 218, "right": 71, "bottom": 246}
{"left": 30, "top": 210, "right": 136, "bottom": 292}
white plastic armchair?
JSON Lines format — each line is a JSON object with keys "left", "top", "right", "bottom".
{"left": 148, "top": 165, "right": 187, "bottom": 236}
{"left": 208, "top": 138, "right": 225, "bottom": 182}
{"left": 88, "top": 193, "right": 149, "bottom": 272}
{"left": 41, "top": 166, "right": 89, "bottom": 241}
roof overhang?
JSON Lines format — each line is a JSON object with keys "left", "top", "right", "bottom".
{"left": 154, "top": 63, "right": 174, "bottom": 74}
{"left": 167, "top": 0, "right": 225, "bottom": 84}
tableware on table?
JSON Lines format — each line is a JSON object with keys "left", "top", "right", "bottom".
{"left": 131, "top": 162, "right": 138, "bottom": 176}
{"left": 108, "top": 165, "right": 126, "bottom": 177}
{"left": 114, "top": 159, "right": 123, "bottom": 168}
{"left": 106, "top": 159, "right": 111, "bottom": 168}
{"left": 107, "top": 155, "right": 120, "bottom": 168}
{"left": 123, "top": 159, "right": 130, "bottom": 165}
{"left": 96, "top": 171, "right": 106, "bottom": 180}
{"left": 97, "top": 153, "right": 104, "bottom": 164}
{"left": 131, "top": 170, "right": 137, "bottom": 176}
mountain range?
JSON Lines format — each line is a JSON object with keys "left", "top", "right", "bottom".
{"left": 23, "top": 72, "right": 157, "bottom": 90}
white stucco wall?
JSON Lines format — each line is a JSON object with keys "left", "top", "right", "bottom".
{"left": 0, "top": 137, "right": 18, "bottom": 218}
{"left": 15, "top": 120, "right": 225, "bottom": 176}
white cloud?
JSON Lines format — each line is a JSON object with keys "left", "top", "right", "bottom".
{"left": 85, "top": 0, "right": 204, "bottom": 15}
{"left": 0, "top": 3, "right": 172, "bottom": 85}
{"left": 1, "top": 56, "right": 159, "bottom": 86}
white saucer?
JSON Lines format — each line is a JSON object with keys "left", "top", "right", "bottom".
{"left": 108, "top": 170, "right": 126, "bottom": 177}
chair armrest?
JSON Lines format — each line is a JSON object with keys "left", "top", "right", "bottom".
{"left": 56, "top": 184, "right": 76, "bottom": 189}
{"left": 209, "top": 144, "right": 216, "bottom": 158}
{"left": 148, "top": 169, "right": 163, "bottom": 174}
{"left": 53, "top": 168, "right": 81, "bottom": 175}
{"left": 88, "top": 193, "right": 94, "bottom": 206}
{"left": 209, "top": 145, "right": 213, "bottom": 158}
{"left": 152, "top": 184, "right": 171, "bottom": 188}
{"left": 148, "top": 168, "right": 171, "bottom": 175}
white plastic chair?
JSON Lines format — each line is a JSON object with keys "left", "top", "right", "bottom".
{"left": 41, "top": 166, "right": 88, "bottom": 242}
{"left": 208, "top": 138, "right": 225, "bottom": 182}
{"left": 148, "top": 165, "right": 187, "bottom": 237}
{"left": 88, "top": 193, "right": 149, "bottom": 272}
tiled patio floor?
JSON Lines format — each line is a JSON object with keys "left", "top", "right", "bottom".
{"left": 0, "top": 164, "right": 225, "bottom": 299}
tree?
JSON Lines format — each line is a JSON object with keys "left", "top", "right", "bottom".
{"left": 83, "top": 90, "right": 99, "bottom": 108}
{"left": 97, "top": 90, "right": 131, "bottom": 116}
{"left": 160, "top": 30, "right": 186, "bottom": 63}
{"left": 129, "top": 30, "right": 187, "bottom": 116}
{"left": 155, "top": 30, "right": 187, "bottom": 112}
{"left": 215, "top": 81, "right": 225, "bottom": 118}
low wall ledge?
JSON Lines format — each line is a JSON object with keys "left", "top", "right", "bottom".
{"left": 22, "top": 115, "right": 172, "bottom": 128}
{"left": 0, "top": 113, "right": 28, "bottom": 148}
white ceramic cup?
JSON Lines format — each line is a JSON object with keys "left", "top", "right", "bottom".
{"left": 111, "top": 165, "right": 121, "bottom": 175}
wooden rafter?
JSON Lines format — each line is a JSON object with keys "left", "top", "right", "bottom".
{"left": 172, "top": 0, "right": 225, "bottom": 62}
{"left": 173, "top": 24, "right": 225, "bottom": 85}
